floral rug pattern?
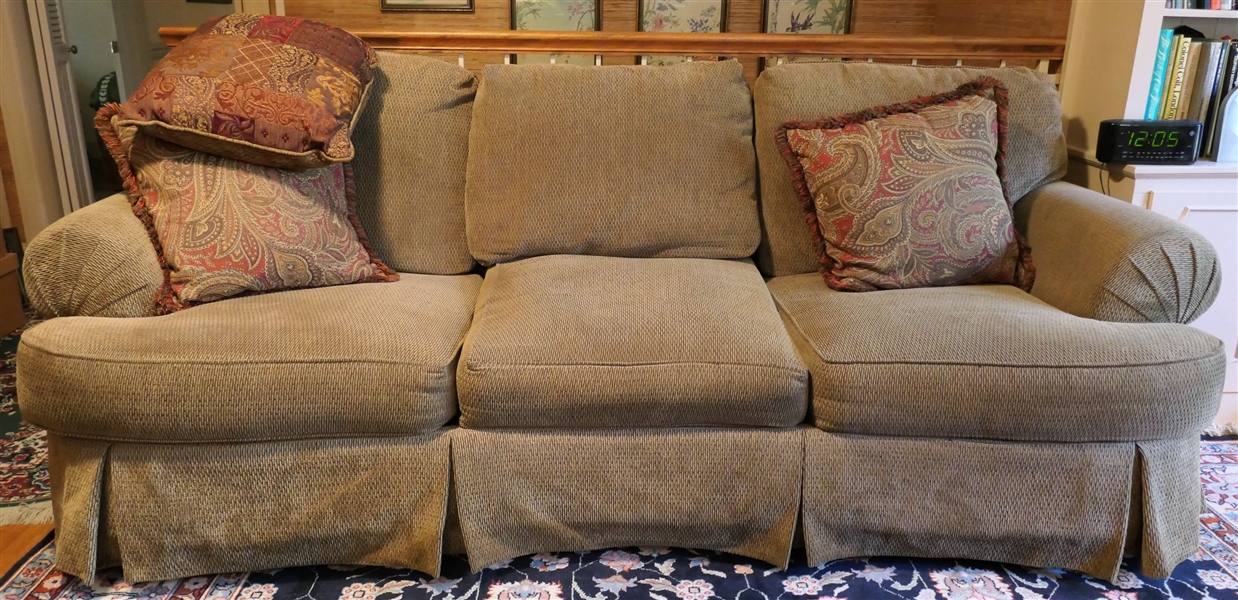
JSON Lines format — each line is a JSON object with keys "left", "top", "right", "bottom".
{"left": 3, "top": 320, "right": 1238, "bottom": 599}
{"left": 0, "top": 315, "right": 48, "bottom": 523}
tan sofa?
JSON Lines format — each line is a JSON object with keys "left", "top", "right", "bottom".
{"left": 16, "top": 55, "right": 1225, "bottom": 584}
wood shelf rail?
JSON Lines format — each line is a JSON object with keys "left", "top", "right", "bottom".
{"left": 158, "top": 27, "right": 1065, "bottom": 73}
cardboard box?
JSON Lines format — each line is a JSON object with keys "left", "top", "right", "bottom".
{"left": 0, "top": 253, "right": 24, "bottom": 336}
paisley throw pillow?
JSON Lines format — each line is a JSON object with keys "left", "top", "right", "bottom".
{"left": 775, "top": 77, "right": 1034, "bottom": 292}
{"left": 97, "top": 107, "right": 397, "bottom": 314}
{"left": 113, "top": 13, "right": 377, "bottom": 170}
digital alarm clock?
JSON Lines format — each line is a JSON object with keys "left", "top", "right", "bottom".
{"left": 1096, "top": 119, "right": 1202, "bottom": 165}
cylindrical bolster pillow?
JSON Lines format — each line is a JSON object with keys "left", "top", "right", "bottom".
{"left": 23, "top": 194, "right": 163, "bottom": 318}
{"left": 1014, "top": 181, "right": 1220, "bottom": 324}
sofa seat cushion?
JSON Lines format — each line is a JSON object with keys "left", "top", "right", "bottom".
{"left": 17, "top": 274, "right": 481, "bottom": 443}
{"left": 768, "top": 273, "right": 1225, "bottom": 442}
{"left": 457, "top": 255, "right": 809, "bottom": 428}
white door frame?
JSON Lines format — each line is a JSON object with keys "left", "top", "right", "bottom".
{"left": 25, "top": 0, "right": 91, "bottom": 214}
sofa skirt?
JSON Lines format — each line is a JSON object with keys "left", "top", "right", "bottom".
{"left": 451, "top": 427, "right": 805, "bottom": 571}
{"left": 46, "top": 427, "right": 1203, "bottom": 583}
{"left": 47, "top": 430, "right": 453, "bottom": 582}
{"left": 802, "top": 430, "right": 1201, "bottom": 581}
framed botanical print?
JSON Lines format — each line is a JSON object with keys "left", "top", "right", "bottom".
{"left": 511, "top": 0, "right": 601, "bottom": 65}
{"left": 382, "top": 0, "right": 474, "bottom": 12}
{"left": 639, "top": 0, "right": 728, "bottom": 66}
{"left": 762, "top": 0, "right": 849, "bottom": 34}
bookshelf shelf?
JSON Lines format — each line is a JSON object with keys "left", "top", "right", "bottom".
{"left": 1126, "top": 159, "right": 1238, "bottom": 177}
{"left": 1066, "top": 149, "right": 1237, "bottom": 178}
{"left": 1163, "top": 9, "right": 1238, "bottom": 19}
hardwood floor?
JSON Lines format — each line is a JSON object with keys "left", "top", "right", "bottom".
{"left": 0, "top": 524, "right": 53, "bottom": 576}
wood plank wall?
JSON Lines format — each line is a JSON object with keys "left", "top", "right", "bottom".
{"left": 284, "top": 0, "right": 1071, "bottom": 37}
{"left": 283, "top": 0, "right": 1070, "bottom": 82}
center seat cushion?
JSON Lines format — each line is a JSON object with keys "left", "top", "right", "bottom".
{"left": 17, "top": 274, "right": 481, "bottom": 443}
{"left": 464, "top": 60, "right": 760, "bottom": 264}
{"left": 457, "top": 255, "right": 809, "bottom": 428}
{"left": 768, "top": 274, "right": 1226, "bottom": 443}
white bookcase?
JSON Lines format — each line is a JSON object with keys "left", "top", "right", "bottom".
{"left": 1060, "top": 1, "right": 1238, "bottom": 419}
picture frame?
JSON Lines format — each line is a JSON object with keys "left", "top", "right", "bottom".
{"left": 510, "top": 0, "right": 601, "bottom": 65}
{"left": 761, "top": 0, "right": 849, "bottom": 34}
{"left": 382, "top": 0, "right": 475, "bottom": 13}
{"left": 638, "top": 0, "right": 728, "bottom": 66}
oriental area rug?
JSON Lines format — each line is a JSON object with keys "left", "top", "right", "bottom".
{"left": 3, "top": 321, "right": 1238, "bottom": 600}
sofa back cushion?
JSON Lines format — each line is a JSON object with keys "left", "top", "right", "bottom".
{"left": 465, "top": 61, "right": 760, "bottom": 264}
{"left": 351, "top": 52, "right": 477, "bottom": 275}
{"left": 754, "top": 63, "right": 1066, "bottom": 277}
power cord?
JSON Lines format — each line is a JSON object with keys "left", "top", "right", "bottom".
{"left": 1099, "top": 163, "right": 1111, "bottom": 197}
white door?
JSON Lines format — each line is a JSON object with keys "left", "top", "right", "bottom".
{"left": 26, "top": 0, "right": 92, "bottom": 214}
{"left": 108, "top": 0, "right": 152, "bottom": 100}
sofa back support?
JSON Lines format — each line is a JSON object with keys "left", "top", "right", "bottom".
{"left": 157, "top": 28, "right": 1068, "bottom": 271}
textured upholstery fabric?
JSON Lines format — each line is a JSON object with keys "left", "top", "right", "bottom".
{"left": 47, "top": 432, "right": 451, "bottom": 582}
{"left": 1136, "top": 437, "right": 1203, "bottom": 579}
{"left": 755, "top": 63, "right": 1066, "bottom": 276}
{"left": 1015, "top": 181, "right": 1221, "bottom": 324}
{"left": 114, "top": 14, "right": 376, "bottom": 170}
{"left": 352, "top": 52, "right": 476, "bottom": 275}
{"left": 777, "top": 84, "right": 1031, "bottom": 291}
{"left": 18, "top": 274, "right": 480, "bottom": 442}
{"left": 48, "top": 434, "right": 110, "bottom": 579}
{"left": 802, "top": 430, "right": 1135, "bottom": 580}
{"left": 465, "top": 61, "right": 759, "bottom": 264}
{"left": 23, "top": 194, "right": 162, "bottom": 318}
{"left": 769, "top": 273, "right": 1225, "bottom": 442}
{"left": 457, "top": 255, "right": 808, "bottom": 428}
{"left": 452, "top": 427, "right": 803, "bottom": 571}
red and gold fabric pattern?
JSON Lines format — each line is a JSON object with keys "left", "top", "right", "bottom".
{"left": 97, "top": 108, "right": 397, "bottom": 313}
{"left": 775, "top": 78, "right": 1034, "bottom": 292}
{"left": 115, "top": 13, "right": 377, "bottom": 170}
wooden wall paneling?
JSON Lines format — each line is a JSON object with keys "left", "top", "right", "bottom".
{"left": 278, "top": 0, "right": 1071, "bottom": 84}
{"left": 929, "top": 0, "right": 1070, "bottom": 39}
{"left": 849, "top": 0, "right": 935, "bottom": 34}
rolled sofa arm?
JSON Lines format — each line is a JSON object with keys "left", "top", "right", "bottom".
{"left": 23, "top": 193, "right": 163, "bottom": 318}
{"left": 1013, "top": 181, "right": 1220, "bottom": 324}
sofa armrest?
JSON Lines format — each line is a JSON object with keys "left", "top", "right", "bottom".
{"left": 1013, "top": 181, "right": 1220, "bottom": 324}
{"left": 23, "top": 194, "right": 163, "bottom": 318}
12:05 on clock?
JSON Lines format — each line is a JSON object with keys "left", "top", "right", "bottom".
{"left": 1096, "top": 119, "right": 1203, "bottom": 165}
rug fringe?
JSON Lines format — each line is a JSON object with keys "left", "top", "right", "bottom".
{"left": 0, "top": 501, "right": 53, "bottom": 525}
{"left": 1203, "top": 422, "right": 1238, "bottom": 437}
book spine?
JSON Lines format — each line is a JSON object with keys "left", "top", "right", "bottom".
{"left": 1202, "top": 43, "right": 1228, "bottom": 155}
{"left": 1209, "top": 42, "right": 1238, "bottom": 156}
{"left": 1212, "top": 0, "right": 1221, "bottom": 9}
{"left": 1177, "top": 42, "right": 1202, "bottom": 119}
{"left": 1189, "top": 44, "right": 1219, "bottom": 121}
{"left": 1164, "top": 36, "right": 1192, "bottom": 119}
{"left": 1160, "top": 35, "right": 1184, "bottom": 118}
{"left": 1146, "top": 29, "right": 1174, "bottom": 119}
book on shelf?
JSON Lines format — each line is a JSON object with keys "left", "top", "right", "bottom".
{"left": 1177, "top": 42, "right": 1203, "bottom": 118}
{"left": 1146, "top": 29, "right": 1238, "bottom": 158}
{"left": 1161, "top": 35, "right": 1192, "bottom": 119}
{"left": 1166, "top": 0, "right": 1237, "bottom": 8}
{"left": 1146, "top": 29, "right": 1175, "bottom": 118}
{"left": 1208, "top": 42, "right": 1238, "bottom": 156}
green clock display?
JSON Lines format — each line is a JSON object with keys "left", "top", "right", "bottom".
{"left": 1126, "top": 130, "right": 1181, "bottom": 148}
{"left": 1096, "top": 119, "right": 1202, "bottom": 165}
